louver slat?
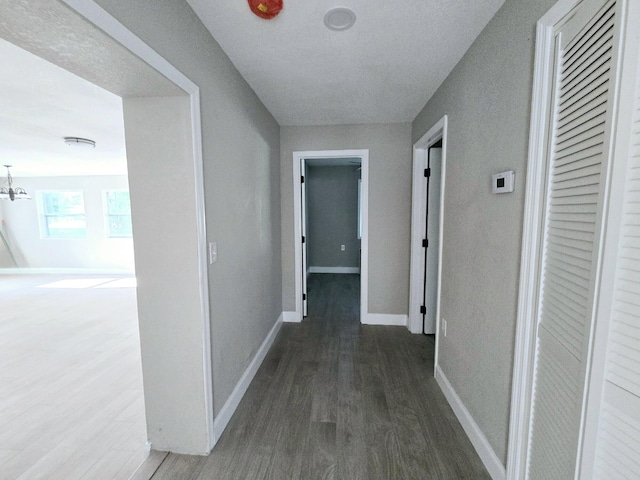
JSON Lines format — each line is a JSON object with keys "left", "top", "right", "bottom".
{"left": 593, "top": 6, "right": 640, "bottom": 477}
{"left": 528, "top": 2, "right": 615, "bottom": 478}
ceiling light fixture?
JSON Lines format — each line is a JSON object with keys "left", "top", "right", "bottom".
{"left": 64, "top": 137, "right": 96, "bottom": 148}
{"left": 324, "top": 7, "right": 356, "bottom": 31}
{"left": 0, "top": 165, "right": 31, "bottom": 201}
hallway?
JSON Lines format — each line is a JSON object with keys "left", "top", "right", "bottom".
{"left": 150, "top": 274, "right": 489, "bottom": 479}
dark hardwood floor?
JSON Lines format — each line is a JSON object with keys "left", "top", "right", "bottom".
{"left": 150, "top": 274, "right": 490, "bottom": 479}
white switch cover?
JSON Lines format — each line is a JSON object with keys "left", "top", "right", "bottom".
{"left": 209, "top": 242, "right": 217, "bottom": 264}
{"left": 341, "top": 244, "right": 346, "bottom": 251}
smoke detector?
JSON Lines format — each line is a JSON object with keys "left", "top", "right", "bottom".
{"left": 324, "top": 7, "right": 356, "bottom": 31}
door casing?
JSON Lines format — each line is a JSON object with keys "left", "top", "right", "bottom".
{"left": 292, "top": 149, "right": 369, "bottom": 323}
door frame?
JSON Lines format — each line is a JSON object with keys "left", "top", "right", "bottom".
{"left": 409, "top": 116, "right": 447, "bottom": 368}
{"left": 292, "top": 149, "right": 369, "bottom": 323}
{"left": 58, "top": 0, "right": 214, "bottom": 452}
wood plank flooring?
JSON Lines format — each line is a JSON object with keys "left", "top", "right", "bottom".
{"left": 151, "top": 274, "right": 490, "bottom": 479}
{"left": 0, "top": 274, "right": 148, "bottom": 480}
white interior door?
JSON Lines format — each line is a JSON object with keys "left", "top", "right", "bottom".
{"left": 423, "top": 147, "right": 442, "bottom": 334}
{"left": 527, "top": 1, "right": 619, "bottom": 477}
{"left": 301, "top": 158, "right": 308, "bottom": 317}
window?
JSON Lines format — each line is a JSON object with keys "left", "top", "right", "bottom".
{"left": 105, "top": 190, "right": 132, "bottom": 238}
{"left": 41, "top": 191, "right": 86, "bottom": 238}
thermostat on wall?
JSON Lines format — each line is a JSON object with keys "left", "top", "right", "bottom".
{"left": 492, "top": 170, "right": 515, "bottom": 194}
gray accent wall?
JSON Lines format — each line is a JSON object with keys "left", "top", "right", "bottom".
{"left": 307, "top": 166, "right": 360, "bottom": 269}
{"left": 281, "top": 123, "right": 412, "bottom": 315}
{"left": 95, "top": 0, "right": 282, "bottom": 419}
{"left": 411, "top": 0, "right": 557, "bottom": 464}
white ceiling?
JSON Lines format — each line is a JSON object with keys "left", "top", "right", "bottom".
{"left": 0, "top": 38, "right": 127, "bottom": 178}
{"left": 187, "top": 0, "right": 506, "bottom": 126}
{"left": 0, "top": 0, "right": 506, "bottom": 180}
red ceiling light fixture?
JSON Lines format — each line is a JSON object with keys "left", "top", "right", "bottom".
{"left": 248, "top": 0, "right": 282, "bottom": 19}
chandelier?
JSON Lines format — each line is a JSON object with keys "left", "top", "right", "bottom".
{"left": 0, "top": 165, "right": 31, "bottom": 201}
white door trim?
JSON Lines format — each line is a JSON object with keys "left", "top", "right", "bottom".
{"left": 506, "top": 0, "right": 608, "bottom": 476}
{"left": 409, "top": 116, "right": 447, "bottom": 371}
{"left": 61, "top": 0, "right": 214, "bottom": 451}
{"left": 292, "top": 150, "right": 369, "bottom": 323}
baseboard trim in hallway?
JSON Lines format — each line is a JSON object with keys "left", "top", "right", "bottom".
{"left": 282, "top": 311, "right": 300, "bottom": 323}
{"left": 212, "top": 314, "right": 284, "bottom": 443}
{"left": 362, "top": 313, "right": 408, "bottom": 326}
{"left": 435, "top": 365, "right": 505, "bottom": 480}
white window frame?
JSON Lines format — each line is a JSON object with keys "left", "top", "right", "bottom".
{"left": 103, "top": 189, "right": 133, "bottom": 238}
{"left": 38, "top": 190, "right": 87, "bottom": 239}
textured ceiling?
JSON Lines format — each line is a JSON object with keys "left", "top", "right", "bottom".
{"left": 0, "top": 0, "right": 183, "bottom": 98}
{"left": 187, "top": 0, "right": 506, "bottom": 126}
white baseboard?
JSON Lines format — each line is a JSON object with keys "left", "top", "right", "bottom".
{"left": 435, "top": 366, "right": 505, "bottom": 480}
{"left": 0, "top": 267, "right": 135, "bottom": 275}
{"left": 282, "top": 311, "right": 300, "bottom": 323}
{"left": 361, "top": 313, "right": 408, "bottom": 326}
{"left": 308, "top": 266, "right": 360, "bottom": 274}
{"left": 212, "top": 314, "right": 283, "bottom": 443}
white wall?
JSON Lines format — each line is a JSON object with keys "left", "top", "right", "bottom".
{"left": 411, "top": 0, "right": 557, "bottom": 464}
{"left": 281, "top": 123, "right": 412, "bottom": 314}
{"left": 0, "top": 175, "right": 133, "bottom": 270}
{"left": 123, "top": 95, "right": 211, "bottom": 454}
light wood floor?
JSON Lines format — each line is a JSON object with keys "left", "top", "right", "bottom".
{"left": 150, "top": 274, "right": 490, "bottom": 479}
{"left": 0, "top": 274, "right": 148, "bottom": 480}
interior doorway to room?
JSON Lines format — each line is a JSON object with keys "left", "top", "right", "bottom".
{"left": 301, "top": 158, "right": 362, "bottom": 316}
{"left": 0, "top": 33, "right": 147, "bottom": 479}
{"left": 0, "top": 0, "right": 213, "bottom": 474}
{"left": 420, "top": 141, "right": 442, "bottom": 334}
{"left": 293, "top": 150, "right": 369, "bottom": 323}
{"left": 409, "top": 117, "right": 447, "bottom": 364}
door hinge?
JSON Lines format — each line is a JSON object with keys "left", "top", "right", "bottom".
{"left": 302, "top": 236, "right": 306, "bottom": 244}
{"left": 424, "top": 168, "right": 431, "bottom": 178}
{"left": 301, "top": 175, "right": 305, "bottom": 183}
{"left": 303, "top": 293, "right": 306, "bottom": 301}
{"left": 420, "top": 305, "right": 426, "bottom": 314}
{"left": 422, "top": 238, "right": 428, "bottom": 248}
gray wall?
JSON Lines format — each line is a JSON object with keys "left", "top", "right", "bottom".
{"left": 95, "top": 0, "right": 282, "bottom": 418}
{"left": 411, "top": 0, "right": 557, "bottom": 464}
{"left": 281, "top": 123, "right": 412, "bottom": 314}
{"left": 307, "top": 166, "right": 360, "bottom": 269}
{"left": 0, "top": 175, "right": 133, "bottom": 270}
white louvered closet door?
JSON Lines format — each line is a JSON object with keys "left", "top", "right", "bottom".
{"left": 527, "top": 1, "right": 619, "bottom": 478}
{"left": 592, "top": 27, "right": 640, "bottom": 479}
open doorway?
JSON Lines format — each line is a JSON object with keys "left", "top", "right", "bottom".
{"left": 293, "top": 150, "right": 369, "bottom": 323}
{"left": 409, "top": 116, "right": 447, "bottom": 370}
{"left": 0, "top": 0, "right": 214, "bottom": 473}
{"left": 0, "top": 33, "right": 146, "bottom": 479}
{"left": 302, "top": 158, "right": 362, "bottom": 317}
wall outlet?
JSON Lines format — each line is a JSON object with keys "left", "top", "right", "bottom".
{"left": 442, "top": 318, "right": 447, "bottom": 337}
{"left": 341, "top": 244, "right": 345, "bottom": 251}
